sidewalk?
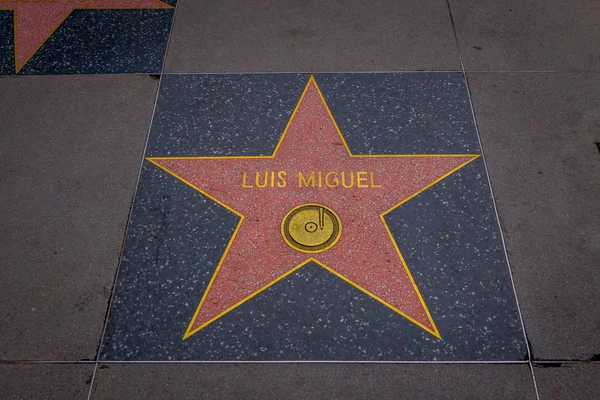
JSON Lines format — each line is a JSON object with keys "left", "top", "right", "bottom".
{"left": 0, "top": 1, "right": 599, "bottom": 399}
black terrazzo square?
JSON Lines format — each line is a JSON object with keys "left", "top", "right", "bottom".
{"left": 0, "top": 1, "right": 176, "bottom": 75}
{"left": 101, "top": 73, "right": 527, "bottom": 361}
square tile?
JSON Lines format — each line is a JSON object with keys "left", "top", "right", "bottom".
{"left": 535, "top": 364, "right": 600, "bottom": 400}
{"left": 0, "top": 75, "right": 158, "bottom": 360}
{"left": 164, "top": 0, "right": 460, "bottom": 72}
{"left": 0, "top": 364, "right": 93, "bottom": 400}
{"left": 0, "top": 0, "right": 176, "bottom": 75}
{"left": 101, "top": 73, "right": 526, "bottom": 361}
{"left": 451, "top": 0, "right": 600, "bottom": 71}
{"left": 91, "top": 363, "right": 536, "bottom": 399}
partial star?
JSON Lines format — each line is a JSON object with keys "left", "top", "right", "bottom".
{"left": 0, "top": 0, "right": 172, "bottom": 72}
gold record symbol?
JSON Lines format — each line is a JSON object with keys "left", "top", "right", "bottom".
{"left": 281, "top": 204, "right": 342, "bottom": 253}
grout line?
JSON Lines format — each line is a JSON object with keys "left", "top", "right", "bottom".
{"left": 159, "top": 1, "right": 181, "bottom": 74}
{"left": 159, "top": 70, "right": 464, "bottom": 75}
{"left": 82, "top": 88, "right": 162, "bottom": 395}
{"left": 529, "top": 361, "right": 542, "bottom": 399}
{"left": 92, "top": 360, "right": 530, "bottom": 365}
{"left": 84, "top": 2, "right": 181, "bottom": 399}
{"left": 444, "top": 0, "right": 540, "bottom": 399}
{"left": 0, "top": 361, "right": 97, "bottom": 365}
{"left": 158, "top": 1, "right": 181, "bottom": 80}
{"left": 449, "top": 9, "right": 535, "bottom": 363}
{"left": 1, "top": 70, "right": 599, "bottom": 80}
{"left": 532, "top": 360, "right": 600, "bottom": 365}
{"left": 2, "top": 359, "right": 598, "bottom": 365}
{"left": 0, "top": 73, "right": 162, "bottom": 79}
{"left": 465, "top": 70, "right": 600, "bottom": 74}
{"left": 158, "top": 71, "right": 600, "bottom": 75}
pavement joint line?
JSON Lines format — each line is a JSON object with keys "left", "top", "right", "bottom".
{"left": 534, "top": 360, "right": 600, "bottom": 366}
{"left": 7, "top": 360, "right": 600, "bottom": 365}
{"left": 4, "top": 360, "right": 600, "bottom": 365}
{"left": 93, "top": 360, "right": 530, "bottom": 365}
{"left": 85, "top": 3, "right": 181, "bottom": 399}
{"left": 446, "top": 0, "right": 532, "bottom": 362}
{"left": 0, "top": 73, "right": 168, "bottom": 79}
{"left": 527, "top": 361, "right": 541, "bottom": 399}
{"left": 161, "top": 70, "right": 600, "bottom": 75}
{"left": 84, "top": 75, "right": 163, "bottom": 398}
{"left": 84, "top": 84, "right": 160, "bottom": 395}
{"left": 461, "top": 61, "right": 534, "bottom": 366}
{"left": 0, "top": 71, "right": 598, "bottom": 81}
{"left": 161, "top": 70, "right": 464, "bottom": 75}
{"left": 0, "top": 361, "right": 96, "bottom": 365}
{"left": 445, "top": 0, "right": 539, "bottom": 398}
{"left": 466, "top": 70, "right": 600, "bottom": 74}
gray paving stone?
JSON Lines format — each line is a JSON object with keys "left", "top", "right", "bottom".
{"left": 91, "top": 363, "right": 536, "bottom": 399}
{"left": 450, "top": 0, "right": 600, "bottom": 71}
{"left": 535, "top": 363, "right": 600, "bottom": 400}
{"left": 164, "top": 0, "right": 460, "bottom": 72}
{"left": 466, "top": 73, "right": 600, "bottom": 360}
{"left": 0, "top": 75, "right": 158, "bottom": 360}
{"left": 0, "top": 364, "right": 93, "bottom": 400}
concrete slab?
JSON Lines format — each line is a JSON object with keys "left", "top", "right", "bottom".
{"left": 0, "top": 364, "right": 93, "bottom": 399}
{"left": 450, "top": 1, "right": 600, "bottom": 72}
{"left": 466, "top": 73, "right": 600, "bottom": 360}
{"left": 91, "top": 363, "right": 536, "bottom": 399}
{"left": 164, "top": 0, "right": 460, "bottom": 72}
{"left": 0, "top": 75, "right": 158, "bottom": 360}
{"left": 535, "top": 363, "right": 600, "bottom": 400}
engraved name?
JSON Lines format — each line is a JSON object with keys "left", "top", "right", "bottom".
{"left": 241, "top": 171, "right": 382, "bottom": 189}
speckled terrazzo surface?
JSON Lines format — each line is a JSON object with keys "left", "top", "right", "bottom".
{"left": 100, "top": 73, "right": 526, "bottom": 361}
{"left": 0, "top": 0, "right": 176, "bottom": 75}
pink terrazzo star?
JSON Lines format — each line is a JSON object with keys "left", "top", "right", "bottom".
{"left": 0, "top": 0, "right": 172, "bottom": 72}
{"left": 149, "top": 76, "right": 479, "bottom": 340}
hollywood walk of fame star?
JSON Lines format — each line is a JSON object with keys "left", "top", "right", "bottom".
{"left": 0, "top": 0, "right": 172, "bottom": 72}
{"left": 148, "top": 76, "right": 479, "bottom": 340}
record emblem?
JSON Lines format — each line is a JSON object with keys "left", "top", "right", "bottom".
{"left": 281, "top": 204, "right": 342, "bottom": 253}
